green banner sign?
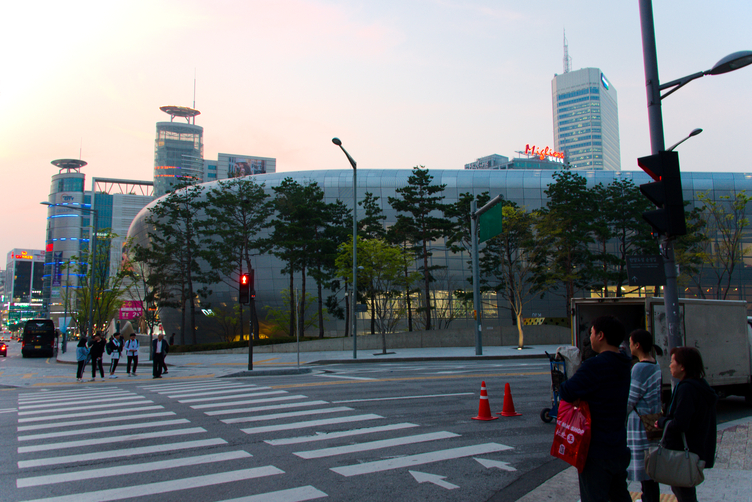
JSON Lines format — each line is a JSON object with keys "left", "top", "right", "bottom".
{"left": 479, "top": 203, "right": 503, "bottom": 243}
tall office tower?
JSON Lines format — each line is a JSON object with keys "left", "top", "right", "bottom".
{"left": 153, "top": 105, "right": 204, "bottom": 197}
{"left": 5, "top": 250, "right": 46, "bottom": 327}
{"left": 552, "top": 68, "right": 621, "bottom": 171}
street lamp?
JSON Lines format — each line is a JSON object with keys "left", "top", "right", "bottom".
{"left": 639, "top": 0, "right": 752, "bottom": 365}
{"left": 666, "top": 128, "right": 703, "bottom": 152}
{"left": 332, "top": 137, "right": 358, "bottom": 359}
{"left": 41, "top": 201, "right": 99, "bottom": 338}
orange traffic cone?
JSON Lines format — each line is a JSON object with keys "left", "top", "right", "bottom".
{"left": 497, "top": 382, "right": 522, "bottom": 417}
{"left": 472, "top": 381, "right": 499, "bottom": 421}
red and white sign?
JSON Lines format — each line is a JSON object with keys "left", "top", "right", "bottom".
{"left": 525, "top": 144, "right": 565, "bottom": 160}
{"left": 119, "top": 300, "right": 144, "bottom": 320}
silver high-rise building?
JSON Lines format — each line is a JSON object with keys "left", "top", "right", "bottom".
{"left": 552, "top": 68, "right": 621, "bottom": 171}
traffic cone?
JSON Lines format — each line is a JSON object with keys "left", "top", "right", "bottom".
{"left": 497, "top": 382, "right": 522, "bottom": 417}
{"left": 472, "top": 381, "right": 499, "bottom": 421}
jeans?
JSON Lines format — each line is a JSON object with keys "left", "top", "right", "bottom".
{"left": 577, "top": 450, "right": 632, "bottom": 502}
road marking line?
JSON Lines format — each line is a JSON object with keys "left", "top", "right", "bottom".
{"left": 18, "top": 419, "right": 190, "bottom": 442}
{"left": 316, "top": 374, "right": 376, "bottom": 381}
{"left": 332, "top": 392, "right": 474, "bottom": 404}
{"left": 18, "top": 405, "right": 164, "bottom": 423}
{"left": 222, "top": 406, "right": 353, "bottom": 425}
{"left": 16, "top": 450, "right": 252, "bottom": 488}
{"left": 139, "top": 378, "right": 216, "bottom": 389}
{"left": 18, "top": 391, "right": 135, "bottom": 404}
{"left": 17, "top": 412, "right": 175, "bottom": 432}
{"left": 166, "top": 386, "right": 264, "bottom": 398}
{"left": 265, "top": 423, "right": 420, "bottom": 446}
{"left": 331, "top": 442, "right": 514, "bottom": 476}
{"left": 18, "top": 466, "right": 284, "bottom": 502}
{"left": 410, "top": 470, "right": 459, "bottom": 490}
{"left": 18, "top": 438, "right": 227, "bottom": 468}
{"left": 18, "top": 398, "right": 152, "bottom": 416}
{"left": 295, "top": 431, "right": 460, "bottom": 459}
{"left": 205, "top": 399, "right": 323, "bottom": 416}
{"left": 148, "top": 383, "right": 249, "bottom": 394}
{"left": 188, "top": 392, "right": 291, "bottom": 408}
{"left": 19, "top": 427, "right": 206, "bottom": 453}
{"left": 216, "top": 485, "right": 328, "bottom": 502}
{"left": 19, "top": 394, "right": 139, "bottom": 409}
{"left": 22, "top": 373, "right": 37, "bottom": 378}
{"left": 242, "top": 414, "right": 384, "bottom": 435}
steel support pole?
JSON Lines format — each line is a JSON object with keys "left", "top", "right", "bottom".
{"left": 352, "top": 165, "right": 358, "bottom": 359}
{"left": 639, "top": 0, "right": 683, "bottom": 357}
{"left": 87, "top": 210, "right": 98, "bottom": 338}
{"left": 471, "top": 200, "right": 482, "bottom": 355}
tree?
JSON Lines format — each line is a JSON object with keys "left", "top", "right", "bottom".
{"left": 263, "top": 289, "right": 319, "bottom": 337}
{"left": 533, "top": 170, "right": 596, "bottom": 314}
{"left": 690, "top": 191, "right": 752, "bottom": 299}
{"left": 203, "top": 304, "right": 242, "bottom": 343}
{"left": 388, "top": 166, "right": 448, "bottom": 331}
{"left": 480, "top": 203, "right": 539, "bottom": 348}
{"left": 202, "top": 177, "right": 273, "bottom": 340}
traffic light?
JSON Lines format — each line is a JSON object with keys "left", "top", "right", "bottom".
{"left": 638, "top": 150, "right": 686, "bottom": 237}
{"left": 239, "top": 273, "right": 251, "bottom": 304}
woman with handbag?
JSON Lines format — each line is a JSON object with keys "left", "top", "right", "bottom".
{"left": 656, "top": 347, "right": 718, "bottom": 502}
{"left": 626, "top": 329, "right": 663, "bottom": 502}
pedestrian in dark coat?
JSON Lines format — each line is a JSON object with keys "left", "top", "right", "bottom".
{"left": 87, "top": 332, "right": 106, "bottom": 381}
{"left": 152, "top": 333, "right": 168, "bottom": 378}
{"left": 75, "top": 337, "right": 89, "bottom": 382}
{"left": 656, "top": 347, "right": 717, "bottom": 502}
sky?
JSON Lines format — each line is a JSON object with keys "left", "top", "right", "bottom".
{"left": 1, "top": 0, "right": 751, "bottom": 261}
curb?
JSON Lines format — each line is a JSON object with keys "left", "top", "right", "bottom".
{"left": 222, "top": 368, "right": 313, "bottom": 377}
{"left": 305, "top": 353, "right": 549, "bottom": 365}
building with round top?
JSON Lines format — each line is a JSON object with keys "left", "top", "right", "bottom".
{"left": 154, "top": 105, "right": 204, "bottom": 197}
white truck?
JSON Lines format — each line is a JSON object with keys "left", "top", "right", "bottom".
{"left": 570, "top": 297, "right": 752, "bottom": 403}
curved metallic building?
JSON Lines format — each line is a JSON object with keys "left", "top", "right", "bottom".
{"left": 128, "top": 168, "right": 752, "bottom": 341}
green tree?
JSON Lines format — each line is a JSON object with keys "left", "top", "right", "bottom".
{"left": 203, "top": 304, "right": 242, "bottom": 343}
{"left": 480, "top": 203, "right": 539, "bottom": 348}
{"left": 534, "top": 170, "right": 595, "bottom": 313}
{"left": 202, "top": 177, "right": 273, "bottom": 340}
{"left": 388, "top": 166, "right": 448, "bottom": 331}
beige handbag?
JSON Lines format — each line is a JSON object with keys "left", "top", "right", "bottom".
{"left": 644, "top": 426, "right": 705, "bottom": 487}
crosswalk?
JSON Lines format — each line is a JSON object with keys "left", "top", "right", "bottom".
{"left": 140, "top": 378, "right": 515, "bottom": 482}
{"left": 12, "top": 386, "right": 327, "bottom": 502}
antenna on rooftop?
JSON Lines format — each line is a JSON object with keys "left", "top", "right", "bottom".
{"left": 193, "top": 69, "right": 196, "bottom": 109}
{"left": 563, "top": 29, "right": 572, "bottom": 74}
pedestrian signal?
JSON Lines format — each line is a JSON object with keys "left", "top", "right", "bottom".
{"left": 239, "top": 273, "right": 251, "bottom": 304}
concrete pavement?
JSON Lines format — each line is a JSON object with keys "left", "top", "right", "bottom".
{"left": 47, "top": 343, "right": 752, "bottom": 501}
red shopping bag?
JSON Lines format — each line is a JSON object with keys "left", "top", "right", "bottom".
{"left": 550, "top": 400, "right": 591, "bottom": 472}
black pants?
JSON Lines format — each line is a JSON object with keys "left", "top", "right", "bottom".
{"left": 672, "top": 486, "right": 698, "bottom": 502}
{"left": 109, "top": 357, "right": 120, "bottom": 374}
{"left": 76, "top": 360, "right": 87, "bottom": 379}
{"left": 153, "top": 353, "right": 165, "bottom": 377}
{"left": 162, "top": 356, "right": 168, "bottom": 373}
{"left": 640, "top": 479, "right": 661, "bottom": 502}
{"left": 127, "top": 355, "right": 138, "bottom": 373}
{"left": 577, "top": 450, "right": 632, "bottom": 502}
{"left": 92, "top": 357, "right": 104, "bottom": 378}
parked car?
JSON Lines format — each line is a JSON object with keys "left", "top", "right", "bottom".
{"left": 0, "top": 342, "right": 7, "bottom": 356}
{"left": 21, "top": 319, "right": 57, "bottom": 358}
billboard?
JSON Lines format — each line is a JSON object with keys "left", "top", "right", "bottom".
{"left": 119, "top": 300, "right": 144, "bottom": 320}
{"left": 228, "top": 156, "right": 267, "bottom": 178}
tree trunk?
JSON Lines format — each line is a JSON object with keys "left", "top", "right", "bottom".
{"left": 423, "top": 239, "right": 431, "bottom": 331}
{"left": 288, "top": 269, "right": 295, "bottom": 337}
{"left": 300, "top": 266, "right": 307, "bottom": 337}
{"left": 317, "top": 275, "right": 324, "bottom": 338}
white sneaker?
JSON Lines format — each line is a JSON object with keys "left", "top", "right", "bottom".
{"left": 90, "top": 378, "right": 96, "bottom": 382}
{"left": 132, "top": 372, "right": 137, "bottom": 376}
{"left": 109, "top": 375, "right": 118, "bottom": 379}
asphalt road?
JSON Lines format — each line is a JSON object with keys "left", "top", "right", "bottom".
{"left": 1, "top": 342, "right": 750, "bottom": 502}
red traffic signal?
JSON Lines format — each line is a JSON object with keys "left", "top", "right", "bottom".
{"left": 638, "top": 151, "right": 686, "bottom": 237}
{"left": 239, "top": 273, "right": 251, "bottom": 304}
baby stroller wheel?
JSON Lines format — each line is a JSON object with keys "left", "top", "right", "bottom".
{"left": 540, "top": 408, "right": 553, "bottom": 423}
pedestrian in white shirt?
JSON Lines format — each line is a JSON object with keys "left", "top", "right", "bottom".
{"left": 124, "top": 333, "right": 140, "bottom": 376}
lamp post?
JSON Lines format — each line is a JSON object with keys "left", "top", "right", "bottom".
{"left": 332, "top": 137, "right": 358, "bottom": 359}
{"left": 41, "top": 201, "right": 99, "bottom": 338}
{"left": 639, "top": 0, "right": 752, "bottom": 361}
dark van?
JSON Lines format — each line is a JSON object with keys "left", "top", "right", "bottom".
{"left": 22, "top": 319, "right": 57, "bottom": 358}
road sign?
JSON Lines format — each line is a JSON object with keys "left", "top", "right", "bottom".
{"left": 626, "top": 255, "right": 666, "bottom": 286}
{"left": 479, "top": 203, "right": 503, "bottom": 243}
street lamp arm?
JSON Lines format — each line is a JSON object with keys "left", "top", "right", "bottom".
{"left": 659, "top": 70, "right": 706, "bottom": 100}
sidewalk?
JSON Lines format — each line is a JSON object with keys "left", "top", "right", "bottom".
{"left": 515, "top": 417, "right": 752, "bottom": 502}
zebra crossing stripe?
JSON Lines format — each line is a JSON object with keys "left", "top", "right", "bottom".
{"left": 16, "top": 450, "right": 252, "bottom": 488}
{"left": 18, "top": 438, "right": 227, "bottom": 468}
{"left": 294, "top": 431, "right": 460, "bottom": 459}
{"left": 139, "top": 379, "right": 218, "bottom": 389}
{"left": 331, "top": 442, "right": 514, "bottom": 476}
{"left": 18, "top": 395, "right": 145, "bottom": 410}
{"left": 265, "top": 423, "right": 420, "bottom": 446}
{"left": 18, "top": 399, "right": 152, "bottom": 416}
{"left": 149, "top": 383, "right": 249, "bottom": 394}
{"left": 241, "top": 414, "right": 384, "bottom": 435}
{"left": 18, "top": 419, "right": 190, "bottom": 442}
{"left": 18, "top": 391, "right": 134, "bottom": 404}
{"left": 222, "top": 407, "right": 353, "bottom": 425}
{"left": 215, "top": 485, "right": 328, "bottom": 502}
{"left": 165, "top": 386, "right": 265, "bottom": 398}
{"left": 17, "top": 412, "right": 175, "bottom": 432}
{"left": 18, "top": 405, "right": 164, "bottom": 423}
{"left": 18, "top": 427, "right": 206, "bottom": 454}
{"left": 17, "top": 466, "right": 284, "bottom": 502}
{"left": 205, "top": 400, "right": 326, "bottom": 416}
{"left": 180, "top": 390, "right": 283, "bottom": 405}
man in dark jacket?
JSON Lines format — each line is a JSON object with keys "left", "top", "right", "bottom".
{"left": 87, "top": 332, "right": 106, "bottom": 381}
{"left": 560, "top": 315, "right": 632, "bottom": 502}
{"left": 152, "top": 333, "right": 169, "bottom": 379}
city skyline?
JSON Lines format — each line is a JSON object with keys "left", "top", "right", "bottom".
{"left": 1, "top": 0, "right": 750, "bottom": 259}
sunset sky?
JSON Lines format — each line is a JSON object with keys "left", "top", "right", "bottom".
{"left": 1, "top": 0, "right": 750, "bottom": 260}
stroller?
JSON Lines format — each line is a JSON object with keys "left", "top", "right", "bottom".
{"left": 540, "top": 346, "right": 581, "bottom": 423}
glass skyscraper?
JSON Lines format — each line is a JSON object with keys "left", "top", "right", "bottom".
{"left": 153, "top": 106, "right": 204, "bottom": 197}
{"left": 552, "top": 68, "right": 621, "bottom": 171}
